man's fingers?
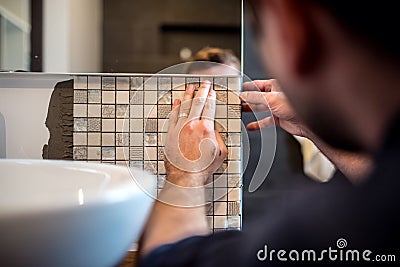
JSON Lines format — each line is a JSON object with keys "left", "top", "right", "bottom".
{"left": 242, "top": 79, "right": 279, "bottom": 92}
{"left": 178, "top": 84, "right": 196, "bottom": 120}
{"left": 168, "top": 99, "right": 181, "bottom": 131}
{"left": 189, "top": 81, "right": 211, "bottom": 119}
{"left": 201, "top": 89, "right": 216, "bottom": 123}
{"left": 246, "top": 116, "right": 276, "bottom": 131}
{"left": 240, "top": 91, "right": 269, "bottom": 105}
{"left": 242, "top": 103, "right": 268, "bottom": 112}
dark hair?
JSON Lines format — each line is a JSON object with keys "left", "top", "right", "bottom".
{"left": 186, "top": 47, "right": 241, "bottom": 73}
{"left": 248, "top": 0, "right": 400, "bottom": 61}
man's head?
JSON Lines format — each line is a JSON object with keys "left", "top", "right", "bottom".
{"left": 248, "top": 0, "right": 400, "bottom": 152}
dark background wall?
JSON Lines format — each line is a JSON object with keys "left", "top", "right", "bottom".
{"left": 102, "top": 0, "right": 241, "bottom": 73}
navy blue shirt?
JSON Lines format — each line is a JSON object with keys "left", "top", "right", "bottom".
{"left": 139, "top": 117, "right": 400, "bottom": 266}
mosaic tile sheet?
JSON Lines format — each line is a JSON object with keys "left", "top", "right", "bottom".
{"left": 73, "top": 75, "right": 242, "bottom": 231}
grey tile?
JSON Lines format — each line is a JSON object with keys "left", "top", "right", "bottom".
{"left": 88, "top": 118, "right": 101, "bottom": 132}
{"left": 130, "top": 147, "right": 143, "bottom": 160}
{"left": 144, "top": 133, "right": 157, "bottom": 146}
{"left": 227, "top": 133, "right": 241, "bottom": 146}
{"left": 130, "top": 119, "right": 144, "bottom": 132}
{"left": 74, "top": 90, "right": 87, "bottom": 103}
{"left": 73, "top": 146, "right": 87, "bottom": 160}
{"left": 158, "top": 105, "right": 171, "bottom": 119}
{"left": 74, "top": 118, "right": 87, "bottom": 132}
{"left": 159, "top": 77, "right": 171, "bottom": 91}
{"left": 130, "top": 161, "right": 143, "bottom": 169}
{"left": 130, "top": 91, "right": 143, "bottom": 104}
{"left": 88, "top": 90, "right": 101, "bottom": 103}
{"left": 116, "top": 77, "right": 130, "bottom": 90}
{"left": 102, "top": 147, "right": 115, "bottom": 160}
{"left": 116, "top": 133, "right": 129, "bottom": 146}
{"left": 116, "top": 104, "right": 128, "bottom": 118}
{"left": 145, "top": 118, "right": 157, "bottom": 132}
{"left": 213, "top": 77, "right": 227, "bottom": 88}
{"left": 144, "top": 161, "right": 157, "bottom": 174}
{"left": 158, "top": 91, "right": 172, "bottom": 104}
{"left": 131, "top": 77, "right": 144, "bottom": 90}
{"left": 88, "top": 76, "right": 101, "bottom": 89}
{"left": 130, "top": 133, "right": 144, "bottom": 146}
{"left": 102, "top": 77, "right": 115, "bottom": 90}
{"left": 102, "top": 105, "right": 115, "bottom": 118}
{"left": 74, "top": 76, "right": 88, "bottom": 89}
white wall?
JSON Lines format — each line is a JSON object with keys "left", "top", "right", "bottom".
{"left": 43, "top": 0, "right": 102, "bottom": 73}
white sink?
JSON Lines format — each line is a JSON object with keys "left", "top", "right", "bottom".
{"left": 0, "top": 160, "right": 155, "bottom": 267}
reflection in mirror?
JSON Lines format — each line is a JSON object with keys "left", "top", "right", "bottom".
{"left": 0, "top": 0, "right": 241, "bottom": 73}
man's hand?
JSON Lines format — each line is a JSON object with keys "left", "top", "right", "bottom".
{"left": 139, "top": 81, "right": 227, "bottom": 256}
{"left": 164, "top": 81, "right": 227, "bottom": 186}
{"left": 240, "top": 79, "right": 310, "bottom": 138}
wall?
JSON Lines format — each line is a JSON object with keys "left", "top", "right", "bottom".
{"left": 43, "top": 0, "right": 102, "bottom": 72}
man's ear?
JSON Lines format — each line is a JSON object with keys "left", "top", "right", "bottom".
{"left": 262, "top": 0, "right": 322, "bottom": 76}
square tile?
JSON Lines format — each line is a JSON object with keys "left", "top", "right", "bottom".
{"left": 88, "top": 76, "right": 101, "bottom": 89}
{"left": 144, "top": 147, "right": 157, "bottom": 160}
{"left": 88, "top": 147, "right": 101, "bottom": 160}
{"left": 216, "top": 91, "right": 227, "bottom": 103}
{"left": 214, "top": 188, "right": 228, "bottom": 201}
{"left": 130, "top": 105, "right": 144, "bottom": 118}
{"left": 228, "top": 77, "right": 241, "bottom": 92}
{"left": 116, "top": 133, "right": 129, "bottom": 146}
{"left": 88, "top": 104, "right": 101, "bottom": 117}
{"left": 74, "top": 90, "right": 87, "bottom": 103}
{"left": 228, "top": 147, "right": 241, "bottom": 160}
{"left": 228, "top": 91, "right": 241, "bottom": 104}
{"left": 74, "top": 104, "right": 87, "bottom": 117}
{"left": 144, "top": 161, "right": 157, "bottom": 174}
{"left": 131, "top": 77, "right": 143, "bottom": 90}
{"left": 130, "top": 161, "right": 143, "bottom": 169}
{"left": 158, "top": 91, "right": 172, "bottom": 105}
{"left": 145, "top": 118, "right": 157, "bottom": 132}
{"left": 73, "top": 147, "right": 87, "bottom": 160}
{"left": 228, "top": 175, "right": 241, "bottom": 188}
{"left": 214, "top": 77, "right": 227, "bottom": 88}
{"left": 144, "top": 91, "right": 158, "bottom": 104}
{"left": 158, "top": 133, "right": 166, "bottom": 146}
{"left": 144, "top": 105, "right": 157, "bottom": 118}
{"left": 227, "top": 133, "right": 241, "bottom": 146}
{"left": 102, "top": 91, "right": 115, "bottom": 104}
{"left": 116, "top": 147, "right": 129, "bottom": 160}
{"left": 130, "top": 147, "right": 144, "bottom": 160}
{"left": 214, "top": 174, "right": 227, "bottom": 187}
{"left": 215, "top": 162, "right": 228, "bottom": 174}
{"left": 130, "top": 133, "right": 144, "bottom": 146}
{"left": 88, "top": 90, "right": 101, "bottom": 103}
{"left": 159, "top": 77, "right": 171, "bottom": 91}
{"left": 227, "top": 216, "right": 241, "bottom": 228}
{"left": 74, "top": 133, "right": 87, "bottom": 146}
{"left": 74, "top": 118, "right": 87, "bottom": 132}
{"left": 158, "top": 105, "right": 171, "bottom": 119}
{"left": 116, "top": 119, "right": 127, "bottom": 132}
{"left": 74, "top": 76, "right": 88, "bottom": 89}
{"left": 144, "top": 77, "right": 157, "bottom": 90}
{"left": 228, "top": 105, "right": 241, "bottom": 118}
{"left": 144, "top": 133, "right": 157, "bottom": 146}
{"left": 157, "top": 175, "right": 166, "bottom": 188}
{"left": 228, "top": 161, "right": 241, "bottom": 174}
{"left": 130, "top": 91, "right": 143, "bottom": 104}
{"left": 116, "top": 91, "right": 130, "bottom": 104}
{"left": 102, "top": 147, "right": 115, "bottom": 160}
{"left": 228, "top": 188, "right": 241, "bottom": 201}
{"left": 214, "top": 202, "right": 227, "bottom": 215}
{"left": 186, "top": 77, "right": 200, "bottom": 85}
{"left": 102, "top": 105, "right": 115, "bottom": 118}
{"left": 102, "top": 119, "right": 115, "bottom": 132}
{"left": 102, "top": 77, "right": 115, "bottom": 90}
{"left": 227, "top": 201, "right": 240, "bottom": 215}
{"left": 172, "top": 91, "right": 184, "bottom": 102}
{"left": 130, "top": 119, "right": 144, "bottom": 132}
{"left": 116, "top": 77, "right": 130, "bottom": 90}
{"left": 88, "top": 118, "right": 101, "bottom": 132}
{"left": 228, "top": 119, "right": 241, "bottom": 132}
{"left": 215, "top": 105, "right": 227, "bottom": 118}
{"left": 88, "top": 133, "right": 101, "bottom": 146}
{"left": 116, "top": 105, "right": 128, "bottom": 118}
{"left": 158, "top": 119, "right": 168, "bottom": 132}
{"left": 172, "top": 77, "right": 186, "bottom": 89}
{"left": 102, "top": 133, "right": 115, "bottom": 146}
{"left": 215, "top": 119, "right": 227, "bottom": 133}
{"left": 158, "top": 147, "right": 164, "bottom": 160}
{"left": 157, "top": 161, "right": 166, "bottom": 175}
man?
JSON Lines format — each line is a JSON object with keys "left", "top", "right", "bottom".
{"left": 138, "top": 0, "right": 400, "bottom": 265}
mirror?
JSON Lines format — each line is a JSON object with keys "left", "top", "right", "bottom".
{"left": 0, "top": 0, "right": 241, "bottom": 73}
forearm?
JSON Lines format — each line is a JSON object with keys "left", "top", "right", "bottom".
{"left": 139, "top": 173, "right": 209, "bottom": 256}
{"left": 307, "top": 132, "right": 373, "bottom": 183}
